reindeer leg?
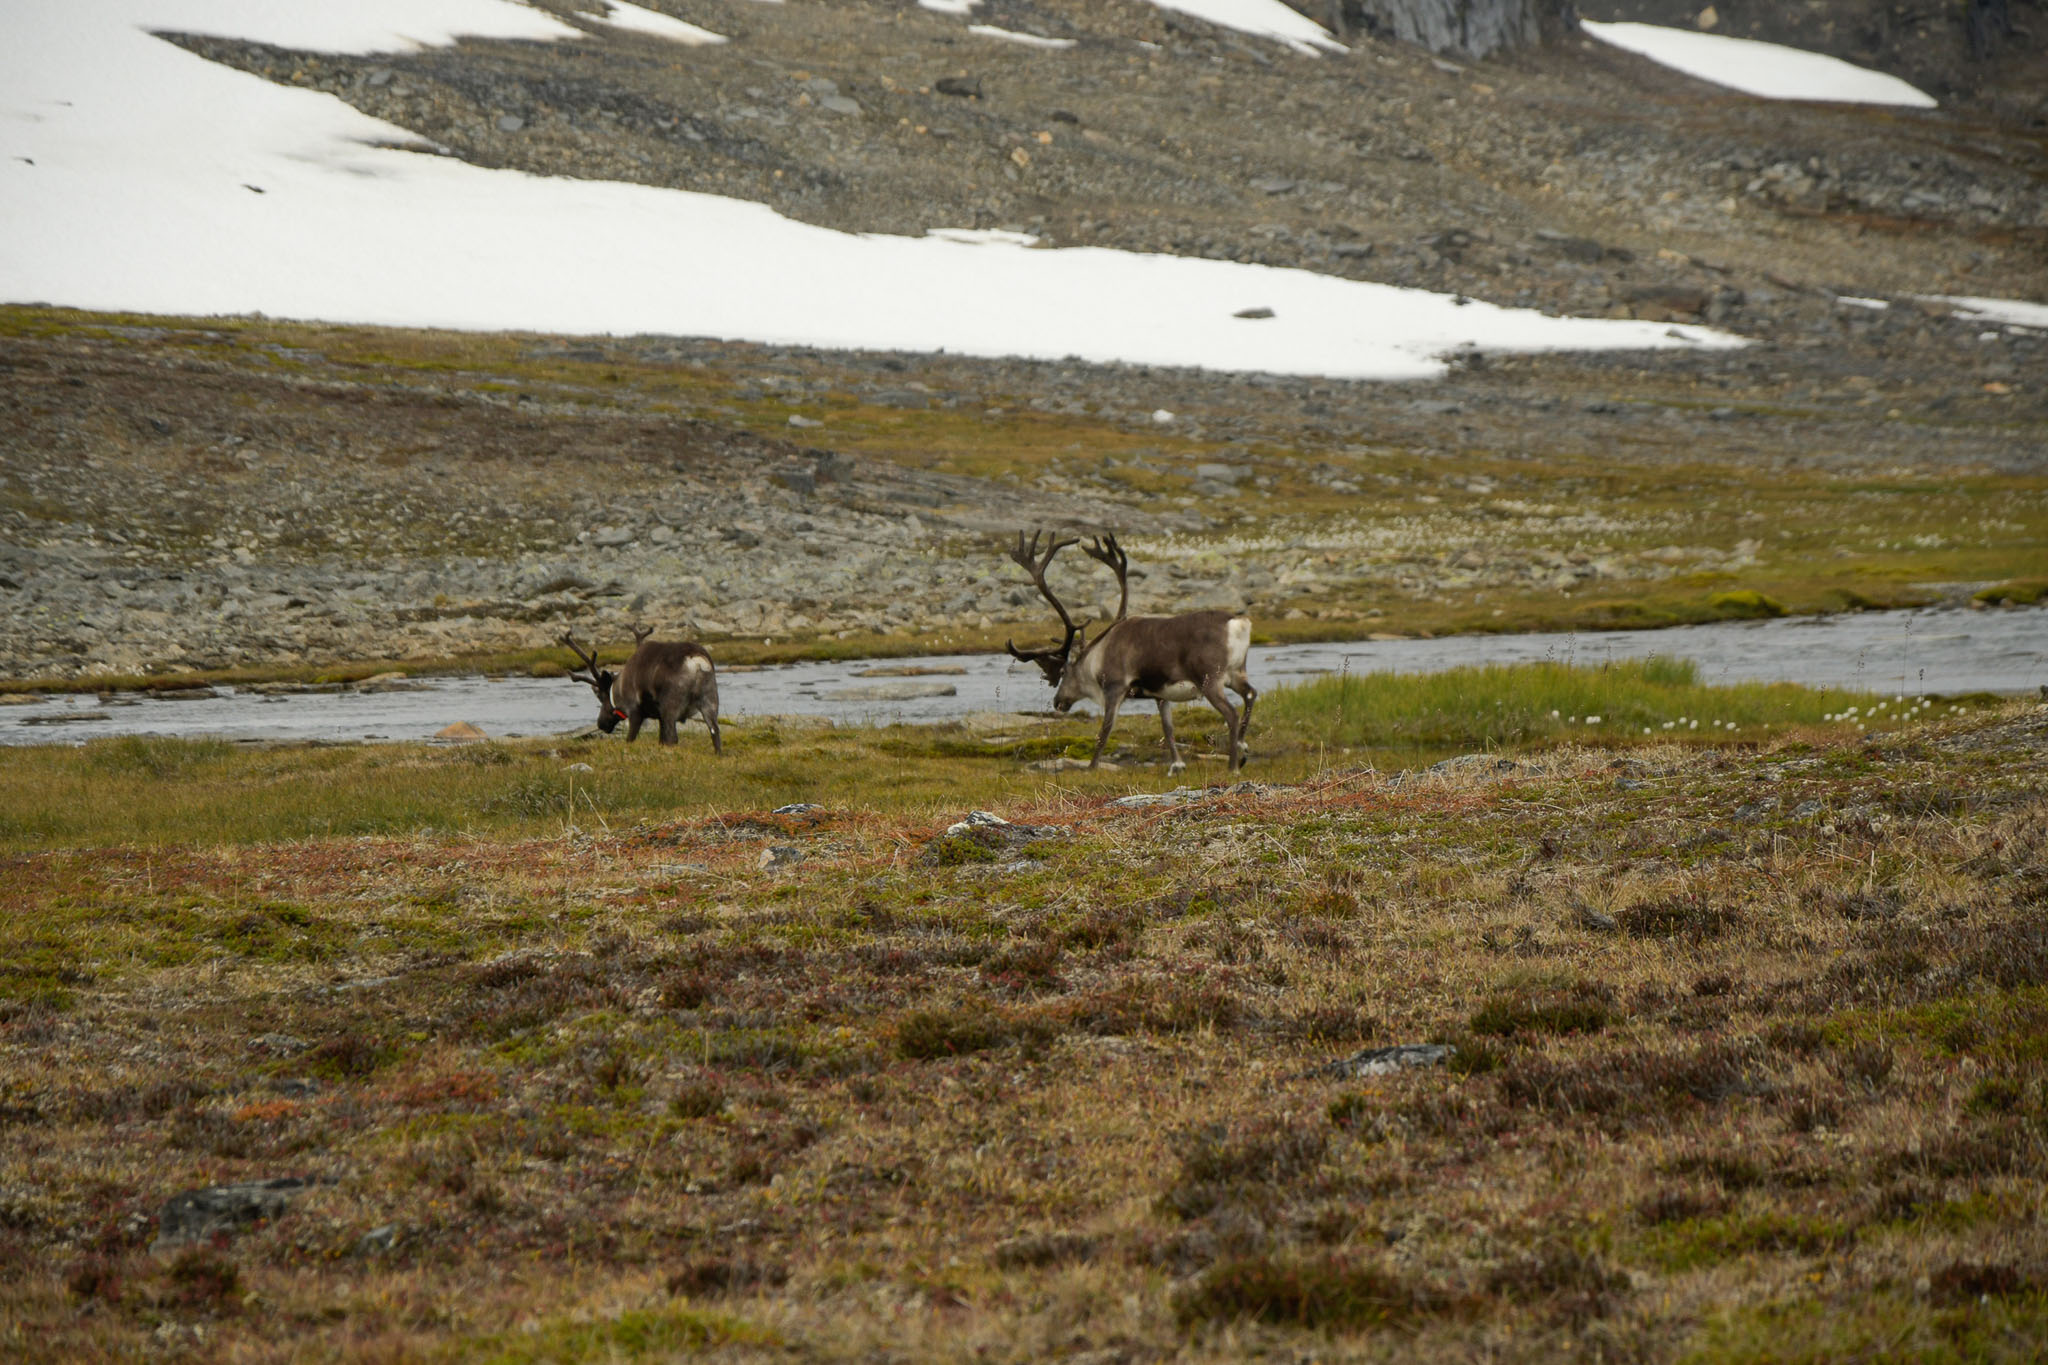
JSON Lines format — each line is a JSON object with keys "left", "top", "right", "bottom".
{"left": 1089, "top": 686, "right": 1127, "bottom": 769}
{"left": 701, "top": 694, "right": 723, "bottom": 756}
{"left": 1201, "top": 679, "right": 1244, "bottom": 772}
{"left": 1157, "top": 699, "right": 1185, "bottom": 776}
{"left": 658, "top": 688, "right": 682, "bottom": 746}
{"left": 1231, "top": 677, "right": 1258, "bottom": 752}
{"left": 624, "top": 709, "right": 644, "bottom": 743}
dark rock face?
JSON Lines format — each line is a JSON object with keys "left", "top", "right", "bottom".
{"left": 1294, "top": 0, "right": 1568, "bottom": 57}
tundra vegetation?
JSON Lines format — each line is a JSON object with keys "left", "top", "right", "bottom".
{"left": 2, "top": 668, "right": 2044, "bottom": 1362}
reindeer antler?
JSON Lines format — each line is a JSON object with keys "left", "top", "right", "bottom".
{"left": 560, "top": 633, "right": 600, "bottom": 680}
{"left": 1082, "top": 532, "right": 1130, "bottom": 622}
{"left": 1005, "top": 529, "right": 1080, "bottom": 659}
{"left": 630, "top": 623, "right": 655, "bottom": 645}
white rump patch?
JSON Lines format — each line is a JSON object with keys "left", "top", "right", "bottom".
{"left": 1226, "top": 616, "right": 1252, "bottom": 672}
{"left": 1152, "top": 681, "right": 1202, "bottom": 703}
{"left": 684, "top": 654, "right": 712, "bottom": 675}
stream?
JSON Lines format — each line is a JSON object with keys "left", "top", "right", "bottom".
{"left": 6, "top": 605, "right": 2043, "bottom": 747}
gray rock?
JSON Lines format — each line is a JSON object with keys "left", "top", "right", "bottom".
{"left": 1233, "top": 306, "right": 1276, "bottom": 319}
{"left": 1572, "top": 901, "right": 1618, "bottom": 933}
{"left": 819, "top": 95, "right": 861, "bottom": 117}
{"left": 771, "top": 802, "right": 824, "bottom": 815}
{"left": 758, "top": 844, "right": 803, "bottom": 870}
{"left": 590, "top": 527, "right": 635, "bottom": 548}
{"left": 495, "top": 114, "right": 525, "bottom": 133}
{"left": 1428, "top": 754, "right": 1519, "bottom": 776}
{"left": 153, "top": 1178, "right": 311, "bottom": 1252}
{"left": 1308, "top": 1043, "right": 1454, "bottom": 1080}
{"left": 1108, "top": 786, "right": 1211, "bottom": 807}
{"left": 925, "top": 810, "right": 1067, "bottom": 862}
{"left": 356, "top": 1224, "right": 399, "bottom": 1255}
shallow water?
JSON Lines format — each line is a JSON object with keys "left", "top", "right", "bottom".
{"left": 6, "top": 606, "right": 2043, "bottom": 747}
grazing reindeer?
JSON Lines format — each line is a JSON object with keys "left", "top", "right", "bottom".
{"left": 1004, "top": 530, "right": 1256, "bottom": 774}
{"left": 561, "top": 627, "right": 722, "bottom": 753}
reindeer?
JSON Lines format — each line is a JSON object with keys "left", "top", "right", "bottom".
{"left": 561, "top": 626, "right": 722, "bottom": 753}
{"left": 1004, "top": 530, "right": 1256, "bottom": 774}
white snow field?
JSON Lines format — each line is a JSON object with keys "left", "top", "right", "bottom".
{"left": 1581, "top": 20, "right": 1937, "bottom": 108}
{"left": 0, "top": 1, "right": 1745, "bottom": 382}
{"left": 1140, "top": 0, "right": 1346, "bottom": 55}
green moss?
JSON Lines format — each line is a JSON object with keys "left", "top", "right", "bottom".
{"left": 1174, "top": 1254, "right": 1465, "bottom": 1329}
{"left": 1683, "top": 1291, "right": 2048, "bottom": 1365}
{"left": 451, "top": 1307, "right": 774, "bottom": 1363}
{"left": 1710, "top": 590, "right": 1788, "bottom": 618}
{"left": 1640, "top": 1211, "right": 1850, "bottom": 1272}
{"left": 1973, "top": 578, "right": 2047, "bottom": 607}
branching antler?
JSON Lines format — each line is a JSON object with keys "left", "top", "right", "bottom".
{"left": 1004, "top": 529, "right": 1080, "bottom": 661}
{"left": 560, "top": 633, "right": 600, "bottom": 681}
{"left": 631, "top": 623, "right": 655, "bottom": 646}
{"left": 1082, "top": 532, "right": 1130, "bottom": 622}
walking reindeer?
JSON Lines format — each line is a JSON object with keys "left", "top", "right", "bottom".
{"left": 1004, "top": 530, "right": 1256, "bottom": 773}
{"left": 562, "top": 626, "right": 722, "bottom": 753}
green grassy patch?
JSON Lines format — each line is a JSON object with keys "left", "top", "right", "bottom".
{"left": 1258, "top": 658, "right": 1879, "bottom": 751}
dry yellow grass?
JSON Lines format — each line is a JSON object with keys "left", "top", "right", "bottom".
{"left": 3, "top": 702, "right": 2046, "bottom": 1361}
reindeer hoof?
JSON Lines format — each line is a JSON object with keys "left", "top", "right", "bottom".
{"left": 1167, "top": 761, "right": 1186, "bottom": 776}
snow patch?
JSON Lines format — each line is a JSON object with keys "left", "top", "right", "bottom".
{"left": 1924, "top": 296, "right": 2048, "bottom": 330}
{"left": 1, "top": 0, "right": 1746, "bottom": 381}
{"left": 590, "top": 2, "right": 725, "bottom": 46}
{"left": 1141, "top": 0, "right": 1345, "bottom": 55}
{"left": 918, "top": 0, "right": 980, "bottom": 13}
{"left": 1581, "top": 21, "right": 1937, "bottom": 108}
{"left": 969, "top": 25, "right": 1076, "bottom": 50}
{"left": 926, "top": 228, "right": 1043, "bottom": 247}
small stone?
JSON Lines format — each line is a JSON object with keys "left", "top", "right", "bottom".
{"left": 1573, "top": 901, "right": 1618, "bottom": 932}
{"left": 1233, "top": 306, "right": 1276, "bottom": 319}
{"left": 565, "top": 762, "right": 594, "bottom": 773}
{"left": 434, "top": 721, "right": 487, "bottom": 743}
{"left": 758, "top": 845, "right": 803, "bottom": 870}
{"left": 154, "top": 1178, "right": 311, "bottom": 1252}
{"left": 1309, "top": 1043, "right": 1453, "bottom": 1079}
{"left": 787, "top": 414, "right": 823, "bottom": 429}
{"left": 818, "top": 95, "right": 861, "bottom": 116}
{"left": 356, "top": 1225, "right": 399, "bottom": 1255}
{"left": 495, "top": 115, "right": 525, "bottom": 133}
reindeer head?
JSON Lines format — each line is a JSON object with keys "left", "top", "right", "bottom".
{"left": 1004, "top": 530, "right": 1130, "bottom": 710}
{"left": 1004, "top": 530, "right": 1080, "bottom": 690}
{"left": 561, "top": 633, "right": 627, "bottom": 733}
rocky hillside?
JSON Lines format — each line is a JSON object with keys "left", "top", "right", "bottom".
{"left": 4, "top": 0, "right": 2044, "bottom": 683}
